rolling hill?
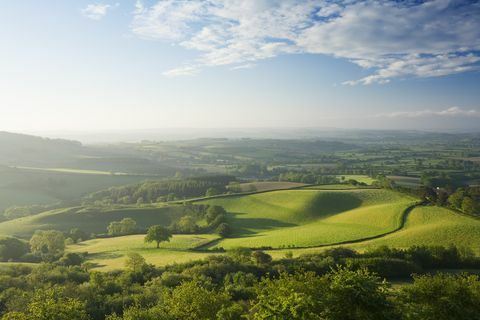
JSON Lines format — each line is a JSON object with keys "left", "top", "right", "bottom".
{"left": 198, "top": 188, "right": 416, "bottom": 249}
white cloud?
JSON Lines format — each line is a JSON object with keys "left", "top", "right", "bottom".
{"left": 82, "top": 3, "right": 116, "bottom": 20}
{"left": 375, "top": 107, "right": 480, "bottom": 118}
{"left": 131, "top": 0, "right": 480, "bottom": 82}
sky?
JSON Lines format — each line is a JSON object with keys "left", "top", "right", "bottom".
{"left": 0, "top": 0, "right": 479, "bottom": 134}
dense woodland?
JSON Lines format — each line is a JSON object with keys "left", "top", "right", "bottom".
{"left": 1, "top": 245, "right": 480, "bottom": 319}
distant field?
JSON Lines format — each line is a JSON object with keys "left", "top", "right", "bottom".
{"left": 0, "top": 205, "right": 185, "bottom": 238}
{"left": 199, "top": 189, "right": 415, "bottom": 249}
{"left": 304, "top": 184, "right": 371, "bottom": 190}
{"left": 230, "top": 181, "right": 307, "bottom": 192}
{"left": 12, "top": 166, "right": 128, "bottom": 175}
{"left": 68, "top": 234, "right": 218, "bottom": 271}
{"left": 0, "top": 166, "right": 151, "bottom": 212}
{"left": 387, "top": 175, "right": 421, "bottom": 188}
{"left": 336, "top": 175, "right": 377, "bottom": 185}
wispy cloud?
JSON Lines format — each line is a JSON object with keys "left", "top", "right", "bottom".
{"left": 131, "top": 0, "right": 480, "bottom": 82}
{"left": 374, "top": 107, "right": 480, "bottom": 118}
{"left": 82, "top": 3, "right": 116, "bottom": 20}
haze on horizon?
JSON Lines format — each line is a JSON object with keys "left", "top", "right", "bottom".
{"left": 1, "top": 0, "right": 479, "bottom": 133}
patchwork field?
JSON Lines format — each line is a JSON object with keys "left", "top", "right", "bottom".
{"left": 198, "top": 189, "right": 416, "bottom": 249}
{"left": 68, "top": 234, "right": 218, "bottom": 271}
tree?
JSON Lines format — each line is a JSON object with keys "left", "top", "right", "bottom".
{"left": 0, "top": 237, "right": 29, "bottom": 261}
{"left": 252, "top": 250, "right": 272, "bottom": 265}
{"left": 124, "top": 252, "right": 146, "bottom": 272}
{"left": 29, "top": 230, "right": 65, "bottom": 261}
{"left": 162, "top": 280, "right": 231, "bottom": 319}
{"left": 216, "top": 222, "right": 231, "bottom": 238}
{"left": 144, "top": 225, "right": 172, "bottom": 248}
{"left": 206, "top": 205, "right": 227, "bottom": 224}
{"left": 68, "top": 228, "right": 88, "bottom": 243}
{"left": 107, "top": 218, "right": 137, "bottom": 236}
{"left": 398, "top": 273, "right": 480, "bottom": 320}
{"left": 462, "top": 197, "right": 476, "bottom": 215}
{"left": 177, "top": 216, "right": 198, "bottom": 233}
{"left": 448, "top": 189, "right": 465, "bottom": 210}
{"left": 2, "top": 288, "right": 90, "bottom": 320}
{"left": 252, "top": 271, "right": 326, "bottom": 319}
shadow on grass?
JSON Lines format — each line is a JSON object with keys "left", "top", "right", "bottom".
{"left": 227, "top": 214, "right": 296, "bottom": 238}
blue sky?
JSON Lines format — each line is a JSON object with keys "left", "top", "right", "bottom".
{"left": 0, "top": 0, "right": 479, "bottom": 132}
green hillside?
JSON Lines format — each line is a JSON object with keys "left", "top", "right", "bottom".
{"left": 199, "top": 189, "right": 416, "bottom": 249}
{"left": 349, "top": 206, "right": 480, "bottom": 252}
{"left": 0, "top": 205, "right": 186, "bottom": 238}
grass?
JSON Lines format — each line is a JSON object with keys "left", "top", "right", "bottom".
{"left": 0, "top": 205, "right": 186, "bottom": 238}
{"left": 12, "top": 166, "right": 128, "bottom": 175}
{"left": 0, "top": 166, "right": 151, "bottom": 212}
{"left": 266, "top": 206, "right": 480, "bottom": 258}
{"left": 230, "top": 181, "right": 307, "bottom": 192}
{"left": 336, "top": 175, "right": 377, "bottom": 185}
{"left": 68, "top": 234, "right": 219, "bottom": 271}
{"left": 304, "top": 184, "right": 371, "bottom": 190}
{"left": 348, "top": 206, "right": 480, "bottom": 252}
{"left": 198, "top": 189, "right": 415, "bottom": 249}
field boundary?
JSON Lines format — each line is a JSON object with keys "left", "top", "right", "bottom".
{"left": 193, "top": 200, "right": 425, "bottom": 252}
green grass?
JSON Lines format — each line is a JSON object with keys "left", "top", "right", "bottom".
{"left": 266, "top": 206, "right": 480, "bottom": 258}
{"left": 336, "top": 175, "right": 377, "bottom": 185}
{"left": 348, "top": 206, "right": 480, "bottom": 252}
{"left": 304, "top": 184, "right": 370, "bottom": 190}
{"left": 0, "top": 205, "right": 186, "bottom": 238}
{"left": 230, "top": 181, "right": 307, "bottom": 192}
{"left": 68, "top": 234, "right": 219, "bottom": 271}
{"left": 0, "top": 166, "right": 152, "bottom": 212}
{"left": 198, "top": 189, "right": 415, "bottom": 249}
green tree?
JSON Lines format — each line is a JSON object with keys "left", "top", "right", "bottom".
{"left": 252, "top": 271, "right": 326, "bottom": 319}
{"left": 162, "top": 280, "right": 231, "bottom": 320}
{"left": 462, "top": 197, "right": 476, "bottom": 214}
{"left": 107, "top": 218, "right": 137, "bottom": 236}
{"left": 398, "top": 273, "right": 480, "bottom": 320}
{"left": 0, "top": 237, "right": 29, "bottom": 261}
{"left": 124, "top": 252, "right": 146, "bottom": 272}
{"left": 177, "top": 216, "right": 198, "bottom": 234}
{"left": 144, "top": 225, "right": 172, "bottom": 248}
{"left": 2, "top": 288, "right": 90, "bottom": 320}
{"left": 206, "top": 206, "right": 227, "bottom": 224}
{"left": 448, "top": 189, "right": 465, "bottom": 209}
{"left": 252, "top": 250, "right": 272, "bottom": 266}
{"left": 321, "top": 267, "right": 395, "bottom": 320}
{"left": 29, "top": 230, "right": 65, "bottom": 261}
{"left": 216, "top": 223, "right": 231, "bottom": 238}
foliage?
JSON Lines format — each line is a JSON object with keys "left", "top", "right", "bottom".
{"left": 0, "top": 237, "right": 29, "bottom": 261}
{"left": 144, "top": 225, "right": 172, "bottom": 248}
{"left": 29, "top": 230, "right": 65, "bottom": 261}
{"left": 107, "top": 218, "right": 137, "bottom": 236}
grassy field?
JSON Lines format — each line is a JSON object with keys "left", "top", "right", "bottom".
{"left": 0, "top": 205, "right": 186, "bottom": 238}
{"left": 68, "top": 234, "right": 218, "bottom": 271}
{"left": 266, "top": 206, "right": 480, "bottom": 258}
{"left": 304, "top": 184, "right": 371, "bottom": 190}
{"left": 336, "top": 175, "right": 377, "bottom": 185}
{"left": 229, "top": 181, "right": 307, "bottom": 192}
{"left": 0, "top": 166, "right": 151, "bottom": 212}
{"left": 198, "top": 189, "right": 415, "bottom": 249}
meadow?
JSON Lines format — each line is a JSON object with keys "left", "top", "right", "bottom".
{"left": 68, "top": 234, "right": 218, "bottom": 271}
{"left": 198, "top": 188, "right": 416, "bottom": 249}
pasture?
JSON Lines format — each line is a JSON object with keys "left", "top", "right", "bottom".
{"left": 68, "top": 234, "right": 218, "bottom": 271}
{"left": 198, "top": 189, "right": 416, "bottom": 249}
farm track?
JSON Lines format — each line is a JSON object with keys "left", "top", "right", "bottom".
{"left": 193, "top": 200, "right": 425, "bottom": 252}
